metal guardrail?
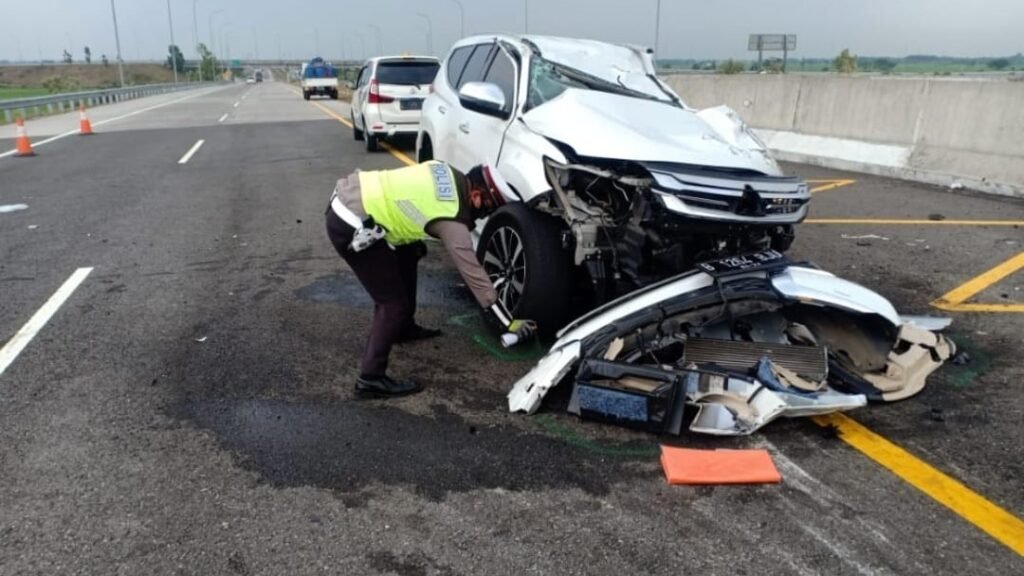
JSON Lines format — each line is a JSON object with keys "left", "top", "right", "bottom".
{"left": 0, "top": 82, "right": 218, "bottom": 124}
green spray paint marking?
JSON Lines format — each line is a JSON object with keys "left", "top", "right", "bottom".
{"left": 941, "top": 331, "right": 991, "bottom": 388}
{"left": 534, "top": 414, "right": 659, "bottom": 458}
{"left": 447, "top": 312, "right": 547, "bottom": 362}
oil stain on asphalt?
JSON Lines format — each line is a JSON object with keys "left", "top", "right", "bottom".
{"left": 172, "top": 396, "right": 649, "bottom": 501}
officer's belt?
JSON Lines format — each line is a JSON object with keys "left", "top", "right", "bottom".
{"left": 330, "top": 193, "right": 364, "bottom": 230}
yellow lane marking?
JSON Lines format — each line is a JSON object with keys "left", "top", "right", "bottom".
{"left": 812, "top": 413, "right": 1024, "bottom": 555}
{"left": 809, "top": 179, "right": 856, "bottom": 194}
{"left": 380, "top": 142, "right": 416, "bottom": 166}
{"left": 805, "top": 218, "right": 1024, "bottom": 226}
{"left": 931, "top": 251, "right": 1024, "bottom": 312}
{"left": 303, "top": 94, "right": 416, "bottom": 168}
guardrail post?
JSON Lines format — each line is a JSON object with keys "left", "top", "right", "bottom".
{"left": 4, "top": 110, "right": 11, "bottom": 124}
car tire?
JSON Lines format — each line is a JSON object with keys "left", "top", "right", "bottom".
{"left": 365, "top": 132, "right": 379, "bottom": 152}
{"left": 330, "top": 90, "right": 338, "bottom": 100}
{"left": 303, "top": 91, "right": 310, "bottom": 101}
{"left": 476, "top": 204, "right": 573, "bottom": 335}
{"left": 352, "top": 115, "right": 364, "bottom": 141}
{"left": 417, "top": 136, "right": 433, "bottom": 162}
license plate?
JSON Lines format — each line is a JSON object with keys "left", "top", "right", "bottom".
{"left": 399, "top": 98, "right": 423, "bottom": 111}
{"left": 697, "top": 250, "right": 786, "bottom": 277}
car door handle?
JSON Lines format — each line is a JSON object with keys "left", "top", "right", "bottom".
{"left": 438, "top": 105, "right": 447, "bottom": 114}
{"left": 459, "top": 123, "right": 470, "bottom": 134}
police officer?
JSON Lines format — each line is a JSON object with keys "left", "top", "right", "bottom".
{"left": 326, "top": 161, "right": 535, "bottom": 398}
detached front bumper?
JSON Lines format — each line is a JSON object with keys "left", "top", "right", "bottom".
{"left": 644, "top": 162, "right": 810, "bottom": 224}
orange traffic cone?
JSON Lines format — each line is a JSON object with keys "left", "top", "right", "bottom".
{"left": 14, "top": 118, "right": 35, "bottom": 156}
{"left": 79, "top": 104, "right": 94, "bottom": 135}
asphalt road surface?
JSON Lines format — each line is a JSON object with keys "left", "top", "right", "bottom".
{"left": 1, "top": 75, "right": 1022, "bottom": 575}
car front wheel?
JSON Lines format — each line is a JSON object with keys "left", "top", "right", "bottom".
{"left": 476, "top": 204, "right": 572, "bottom": 335}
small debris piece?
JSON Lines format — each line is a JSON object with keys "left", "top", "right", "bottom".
{"left": 842, "top": 234, "right": 890, "bottom": 241}
{"left": 928, "top": 408, "right": 945, "bottom": 422}
{"left": 296, "top": 219, "right": 303, "bottom": 224}
{"left": 950, "top": 182, "right": 964, "bottom": 190}
{"left": 195, "top": 336, "right": 208, "bottom": 343}
{"left": 660, "top": 446, "right": 781, "bottom": 485}
{"left": 952, "top": 351, "right": 971, "bottom": 366}
{"left": 27, "top": 224, "right": 38, "bottom": 230}
{"left": 928, "top": 213, "right": 946, "bottom": 221}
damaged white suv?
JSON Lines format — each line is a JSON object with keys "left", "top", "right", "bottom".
{"left": 417, "top": 36, "right": 810, "bottom": 331}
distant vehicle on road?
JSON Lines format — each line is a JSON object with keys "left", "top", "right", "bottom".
{"left": 255, "top": 70, "right": 263, "bottom": 83}
{"left": 417, "top": 35, "right": 808, "bottom": 330}
{"left": 302, "top": 57, "right": 338, "bottom": 100}
{"left": 350, "top": 55, "right": 439, "bottom": 152}
{"left": 246, "top": 76, "right": 256, "bottom": 84}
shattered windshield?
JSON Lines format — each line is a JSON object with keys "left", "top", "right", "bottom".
{"left": 526, "top": 57, "right": 675, "bottom": 110}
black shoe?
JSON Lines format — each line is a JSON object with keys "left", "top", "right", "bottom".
{"left": 396, "top": 325, "right": 442, "bottom": 344}
{"left": 355, "top": 375, "right": 422, "bottom": 398}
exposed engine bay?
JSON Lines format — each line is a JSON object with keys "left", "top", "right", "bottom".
{"left": 536, "top": 155, "right": 810, "bottom": 302}
{"left": 507, "top": 254, "right": 954, "bottom": 436}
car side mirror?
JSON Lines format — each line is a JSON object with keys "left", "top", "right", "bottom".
{"left": 459, "top": 82, "right": 508, "bottom": 119}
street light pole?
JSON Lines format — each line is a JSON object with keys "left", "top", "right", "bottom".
{"left": 109, "top": 0, "right": 125, "bottom": 87}
{"left": 416, "top": 13, "right": 433, "bottom": 56}
{"left": 352, "top": 31, "right": 366, "bottom": 60}
{"left": 192, "top": 0, "right": 201, "bottom": 56}
{"left": 524, "top": 0, "right": 528, "bottom": 34}
{"left": 166, "top": 0, "right": 178, "bottom": 83}
{"left": 654, "top": 0, "right": 661, "bottom": 62}
{"left": 448, "top": 0, "right": 465, "bottom": 38}
{"left": 208, "top": 9, "right": 224, "bottom": 80}
{"left": 368, "top": 24, "right": 383, "bottom": 56}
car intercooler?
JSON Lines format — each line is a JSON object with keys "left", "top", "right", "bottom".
{"left": 681, "top": 338, "right": 828, "bottom": 382}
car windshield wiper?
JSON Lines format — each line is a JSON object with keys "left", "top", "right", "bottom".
{"left": 551, "top": 61, "right": 666, "bottom": 103}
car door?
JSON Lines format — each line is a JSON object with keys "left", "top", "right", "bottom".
{"left": 352, "top": 65, "right": 370, "bottom": 128}
{"left": 424, "top": 45, "right": 474, "bottom": 163}
{"left": 452, "top": 43, "right": 519, "bottom": 173}
{"left": 446, "top": 43, "right": 497, "bottom": 171}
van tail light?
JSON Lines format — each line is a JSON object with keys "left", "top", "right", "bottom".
{"left": 368, "top": 79, "right": 394, "bottom": 104}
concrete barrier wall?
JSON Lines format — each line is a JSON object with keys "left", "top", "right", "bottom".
{"left": 663, "top": 74, "right": 1024, "bottom": 197}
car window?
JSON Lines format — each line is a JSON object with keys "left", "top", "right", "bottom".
{"left": 526, "top": 58, "right": 588, "bottom": 110}
{"left": 375, "top": 61, "right": 439, "bottom": 86}
{"left": 457, "top": 44, "right": 496, "bottom": 89}
{"left": 483, "top": 50, "right": 517, "bottom": 112}
{"left": 445, "top": 46, "right": 474, "bottom": 88}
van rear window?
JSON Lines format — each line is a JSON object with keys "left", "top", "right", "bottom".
{"left": 376, "top": 62, "right": 440, "bottom": 86}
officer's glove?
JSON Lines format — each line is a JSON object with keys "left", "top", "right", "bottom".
{"left": 482, "top": 302, "right": 538, "bottom": 348}
{"left": 501, "top": 319, "right": 538, "bottom": 348}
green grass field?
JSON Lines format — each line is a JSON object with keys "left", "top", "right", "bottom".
{"left": 0, "top": 87, "right": 50, "bottom": 101}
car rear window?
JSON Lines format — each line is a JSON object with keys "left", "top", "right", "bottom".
{"left": 375, "top": 61, "right": 440, "bottom": 86}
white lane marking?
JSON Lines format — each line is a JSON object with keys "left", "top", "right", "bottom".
{"left": 0, "top": 267, "right": 93, "bottom": 378}
{"left": 218, "top": 113, "right": 229, "bottom": 123}
{"left": 0, "top": 203, "right": 29, "bottom": 213}
{"left": 233, "top": 101, "right": 240, "bottom": 108}
{"left": 0, "top": 86, "right": 230, "bottom": 159}
{"left": 177, "top": 139, "right": 205, "bottom": 164}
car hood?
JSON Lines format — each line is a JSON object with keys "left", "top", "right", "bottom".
{"left": 521, "top": 89, "right": 780, "bottom": 174}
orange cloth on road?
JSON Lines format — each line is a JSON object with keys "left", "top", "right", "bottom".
{"left": 660, "top": 446, "right": 781, "bottom": 485}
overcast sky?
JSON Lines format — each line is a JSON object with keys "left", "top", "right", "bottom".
{"left": 1, "top": 0, "right": 1021, "bottom": 62}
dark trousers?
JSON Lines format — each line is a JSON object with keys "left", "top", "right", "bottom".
{"left": 326, "top": 209, "right": 425, "bottom": 378}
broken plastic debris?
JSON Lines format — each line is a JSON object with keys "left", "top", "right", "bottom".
{"left": 27, "top": 224, "right": 38, "bottom": 230}
{"left": 660, "top": 446, "right": 781, "bottom": 485}
{"left": 0, "top": 203, "right": 29, "bottom": 213}
{"left": 950, "top": 182, "right": 964, "bottom": 190}
{"left": 195, "top": 336, "right": 208, "bottom": 343}
{"left": 842, "top": 234, "right": 889, "bottom": 241}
